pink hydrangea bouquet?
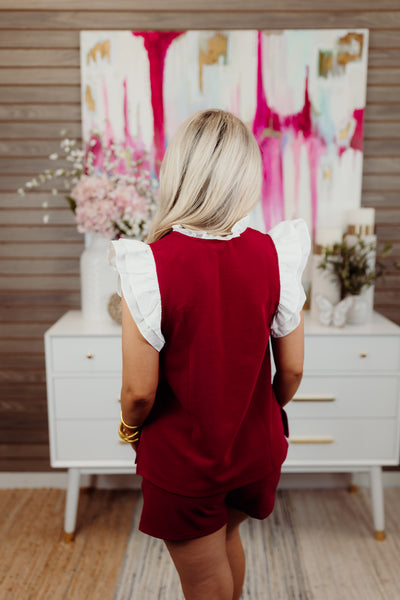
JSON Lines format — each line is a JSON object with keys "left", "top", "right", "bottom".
{"left": 18, "top": 130, "right": 159, "bottom": 240}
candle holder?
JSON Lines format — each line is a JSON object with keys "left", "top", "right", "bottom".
{"left": 344, "top": 208, "right": 376, "bottom": 323}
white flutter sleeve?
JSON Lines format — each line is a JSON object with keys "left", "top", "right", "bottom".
{"left": 268, "top": 218, "right": 311, "bottom": 338}
{"left": 109, "top": 239, "right": 165, "bottom": 352}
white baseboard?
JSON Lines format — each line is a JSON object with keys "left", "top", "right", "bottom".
{"left": 0, "top": 471, "right": 399, "bottom": 490}
{"left": 0, "top": 472, "right": 142, "bottom": 490}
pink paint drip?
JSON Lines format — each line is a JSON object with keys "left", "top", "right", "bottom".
{"left": 262, "top": 137, "right": 285, "bottom": 229}
{"left": 85, "top": 79, "right": 153, "bottom": 177}
{"left": 253, "top": 32, "right": 324, "bottom": 236}
{"left": 103, "top": 80, "right": 115, "bottom": 148}
{"left": 306, "top": 137, "right": 324, "bottom": 240}
{"left": 350, "top": 108, "right": 364, "bottom": 153}
{"left": 253, "top": 31, "right": 284, "bottom": 230}
{"left": 338, "top": 107, "right": 365, "bottom": 157}
{"left": 283, "top": 68, "right": 312, "bottom": 139}
{"left": 123, "top": 78, "right": 135, "bottom": 150}
{"left": 84, "top": 133, "right": 104, "bottom": 173}
{"left": 83, "top": 83, "right": 117, "bottom": 173}
{"left": 132, "top": 31, "right": 184, "bottom": 175}
{"left": 291, "top": 135, "right": 303, "bottom": 216}
{"left": 122, "top": 78, "right": 151, "bottom": 174}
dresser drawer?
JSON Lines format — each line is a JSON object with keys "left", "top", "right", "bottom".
{"left": 304, "top": 336, "right": 400, "bottom": 372}
{"left": 55, "top": 419, "right": 135, "bottom": 463}
{"left": 287, "top": 376, "right": 398, "bottom": 419}
{"left": 286, "top": 418, "right": 398, "bottom": 463}
{"left": 51, "top": 337, "right": 122, "bottom": 372}
{"left": 53, "top": 377, "right": 121, "bottom": 419}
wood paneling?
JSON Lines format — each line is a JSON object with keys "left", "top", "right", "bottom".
{"left": 1, "top": 11, "right": 400, "bottom": 30}
{"left": 0, "top": 105, "right": 80, "bottom": 121}
{"left": 0, "top": 242, "right": 81, "bottom": 257}
{"left": 0, "top": 68, "right": 80, "bottom": 85}
{"left": 0, "top": 121, "right": 82, "bottom": 138}
{"left": 0, "top": 225, "right": 80, "bottom": 242}
{"left": 0, "top": 27, "right": 395, "bottom": 48}
{"left": 2, "top": 0, "right": 400, "bottom": 9}
{"left": 0, "top": 86, "right": 80, "bottom": 103}
{"left": 0, "top": 3, "right": 399, "bottom": 473}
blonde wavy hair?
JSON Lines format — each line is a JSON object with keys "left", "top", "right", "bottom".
{"left": 146, "top": 109, "right": 262, "bottom": 243}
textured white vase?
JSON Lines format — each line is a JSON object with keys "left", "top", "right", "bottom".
{"left": 346, "top": 294, "right": 369, "bottom": 325}
{"left": 80, "top": 234, "right": 117, "bottom": 322}
{"left": 344, "top": 232, "right": 376, "bottom": 323}
{"left": 310, "top": 254, "right": 341, "bottom": 321}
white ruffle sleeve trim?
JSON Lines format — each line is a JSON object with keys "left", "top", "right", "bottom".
{"left": 268, "top": 219, "right": 311, "bottom": 338}
{"left": 109, "top": 239, "right": 165, "bottom": 352}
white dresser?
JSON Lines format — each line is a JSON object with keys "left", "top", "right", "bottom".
{"left": 45, "top": 310, "right": 400, "bottom": 541}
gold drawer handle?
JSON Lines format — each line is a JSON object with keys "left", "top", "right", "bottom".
{"left": 290, "top": 436, "right": 334, "bottom": 444}
{"left": 86, "top": 352, "right": 94, "bottom": 359}
{"left": 360, "top": 352, "right": 368, "bottom": 358}
{"left": 293, "top": 395, "right": 335, "bottom": 402}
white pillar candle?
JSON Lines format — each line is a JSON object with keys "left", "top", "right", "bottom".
{"left": 347, "top": 208, "right": 375, "bottom": 227}
{"left": 315, "top": 227, "right": 343, "bottom": 248}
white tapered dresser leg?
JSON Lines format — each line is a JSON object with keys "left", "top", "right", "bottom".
{"left": 370, "top": 466, "right": 385, "bottom": 541}
{"left": 64, "top": 468, "right": 81, "bottom": 542}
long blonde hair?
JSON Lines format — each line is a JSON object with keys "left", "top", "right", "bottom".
{"left": 146, "top": 109, "right": 262, "bottom": 243}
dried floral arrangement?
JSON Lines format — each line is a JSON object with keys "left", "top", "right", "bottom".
{"left": 318, "top": 236, "right": 395, "bottom": 299}
{"left": 18, "top": 130, "right": 159, "bottom": 240}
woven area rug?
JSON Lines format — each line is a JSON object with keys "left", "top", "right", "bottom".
{"left": 114, "top": 491, "right": 309, "bottom": 600}
{"left": 114, "top": 488, "right": 400, "bottom": 600}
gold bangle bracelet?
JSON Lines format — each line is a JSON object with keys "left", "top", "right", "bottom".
{"left": 119, "top": 423, "right": 140, "bottom": 440}
{"left": 120, "top": 411, "right": 141, "bottom": 432}
{"left": 118, "top": 422, "right": 140, "bottom": 443}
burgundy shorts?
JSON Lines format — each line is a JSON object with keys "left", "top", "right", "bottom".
{"left": 139, "top": 466, "right": 282, "bottom": 541}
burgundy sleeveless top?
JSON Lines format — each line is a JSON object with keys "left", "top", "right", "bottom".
{"left": 135, "top": 227, "right": 288, "bottom": 496}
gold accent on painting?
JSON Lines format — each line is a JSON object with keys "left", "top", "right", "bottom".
{"left": 339, "top": 122, "right": 351, "bottom": 140}
{"left": 199, "top": 32, "right": 228, "bottom": 93}
{"left": 319, "top": 32, "right": 363, "bottom": 78}
{"left": 318, "top": 51, "right": 333, "bottom": 78}
{"left": 85, "top": 85, "right": 96, "bottom": 112}
{"left": 87, "top": 40, "right": 111, "bottom": 65}
{"left": 338, "top": 32, "right": 363, "bottom": 67}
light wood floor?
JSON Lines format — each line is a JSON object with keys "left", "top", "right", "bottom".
{"left": 0, "top": 487, "right": 138, "bottom": 600}
{"left": 1, "top": 486, "right": 400, "bottom": 599}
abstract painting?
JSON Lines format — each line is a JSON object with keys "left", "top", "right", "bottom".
{"left": 80, "top": 29, "right": 369, "bottom": 238}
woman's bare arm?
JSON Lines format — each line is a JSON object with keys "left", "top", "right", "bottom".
{"left": 271, "top": 312, "right": 304, "bottom": 408}
{"left": 120, "top": 294, "right": 159, "bottom": 428}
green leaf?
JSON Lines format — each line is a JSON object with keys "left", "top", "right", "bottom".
{"left": 65, "top": 195, "right": 76, "bottom": 213}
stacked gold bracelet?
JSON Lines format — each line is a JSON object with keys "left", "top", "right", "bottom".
{"left": 118, "top": 411, "right": 141, "bottom": 444}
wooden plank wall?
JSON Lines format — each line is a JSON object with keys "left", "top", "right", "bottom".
{"left": 0, "top": 1, "right": 399, "bottom": 472}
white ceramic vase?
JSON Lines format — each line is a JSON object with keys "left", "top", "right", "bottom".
{"left": 80, "top": 234, "right": 117, "bottom": 322}
{"left": 346, "top": 294, "right": 369, "bottom": 326}
{"left": 310, "top": 253, "right": 341, "bottom": 321}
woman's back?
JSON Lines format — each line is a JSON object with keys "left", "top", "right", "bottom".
{"left": 137, "top": 225, "right": 286, "bottom": 495}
